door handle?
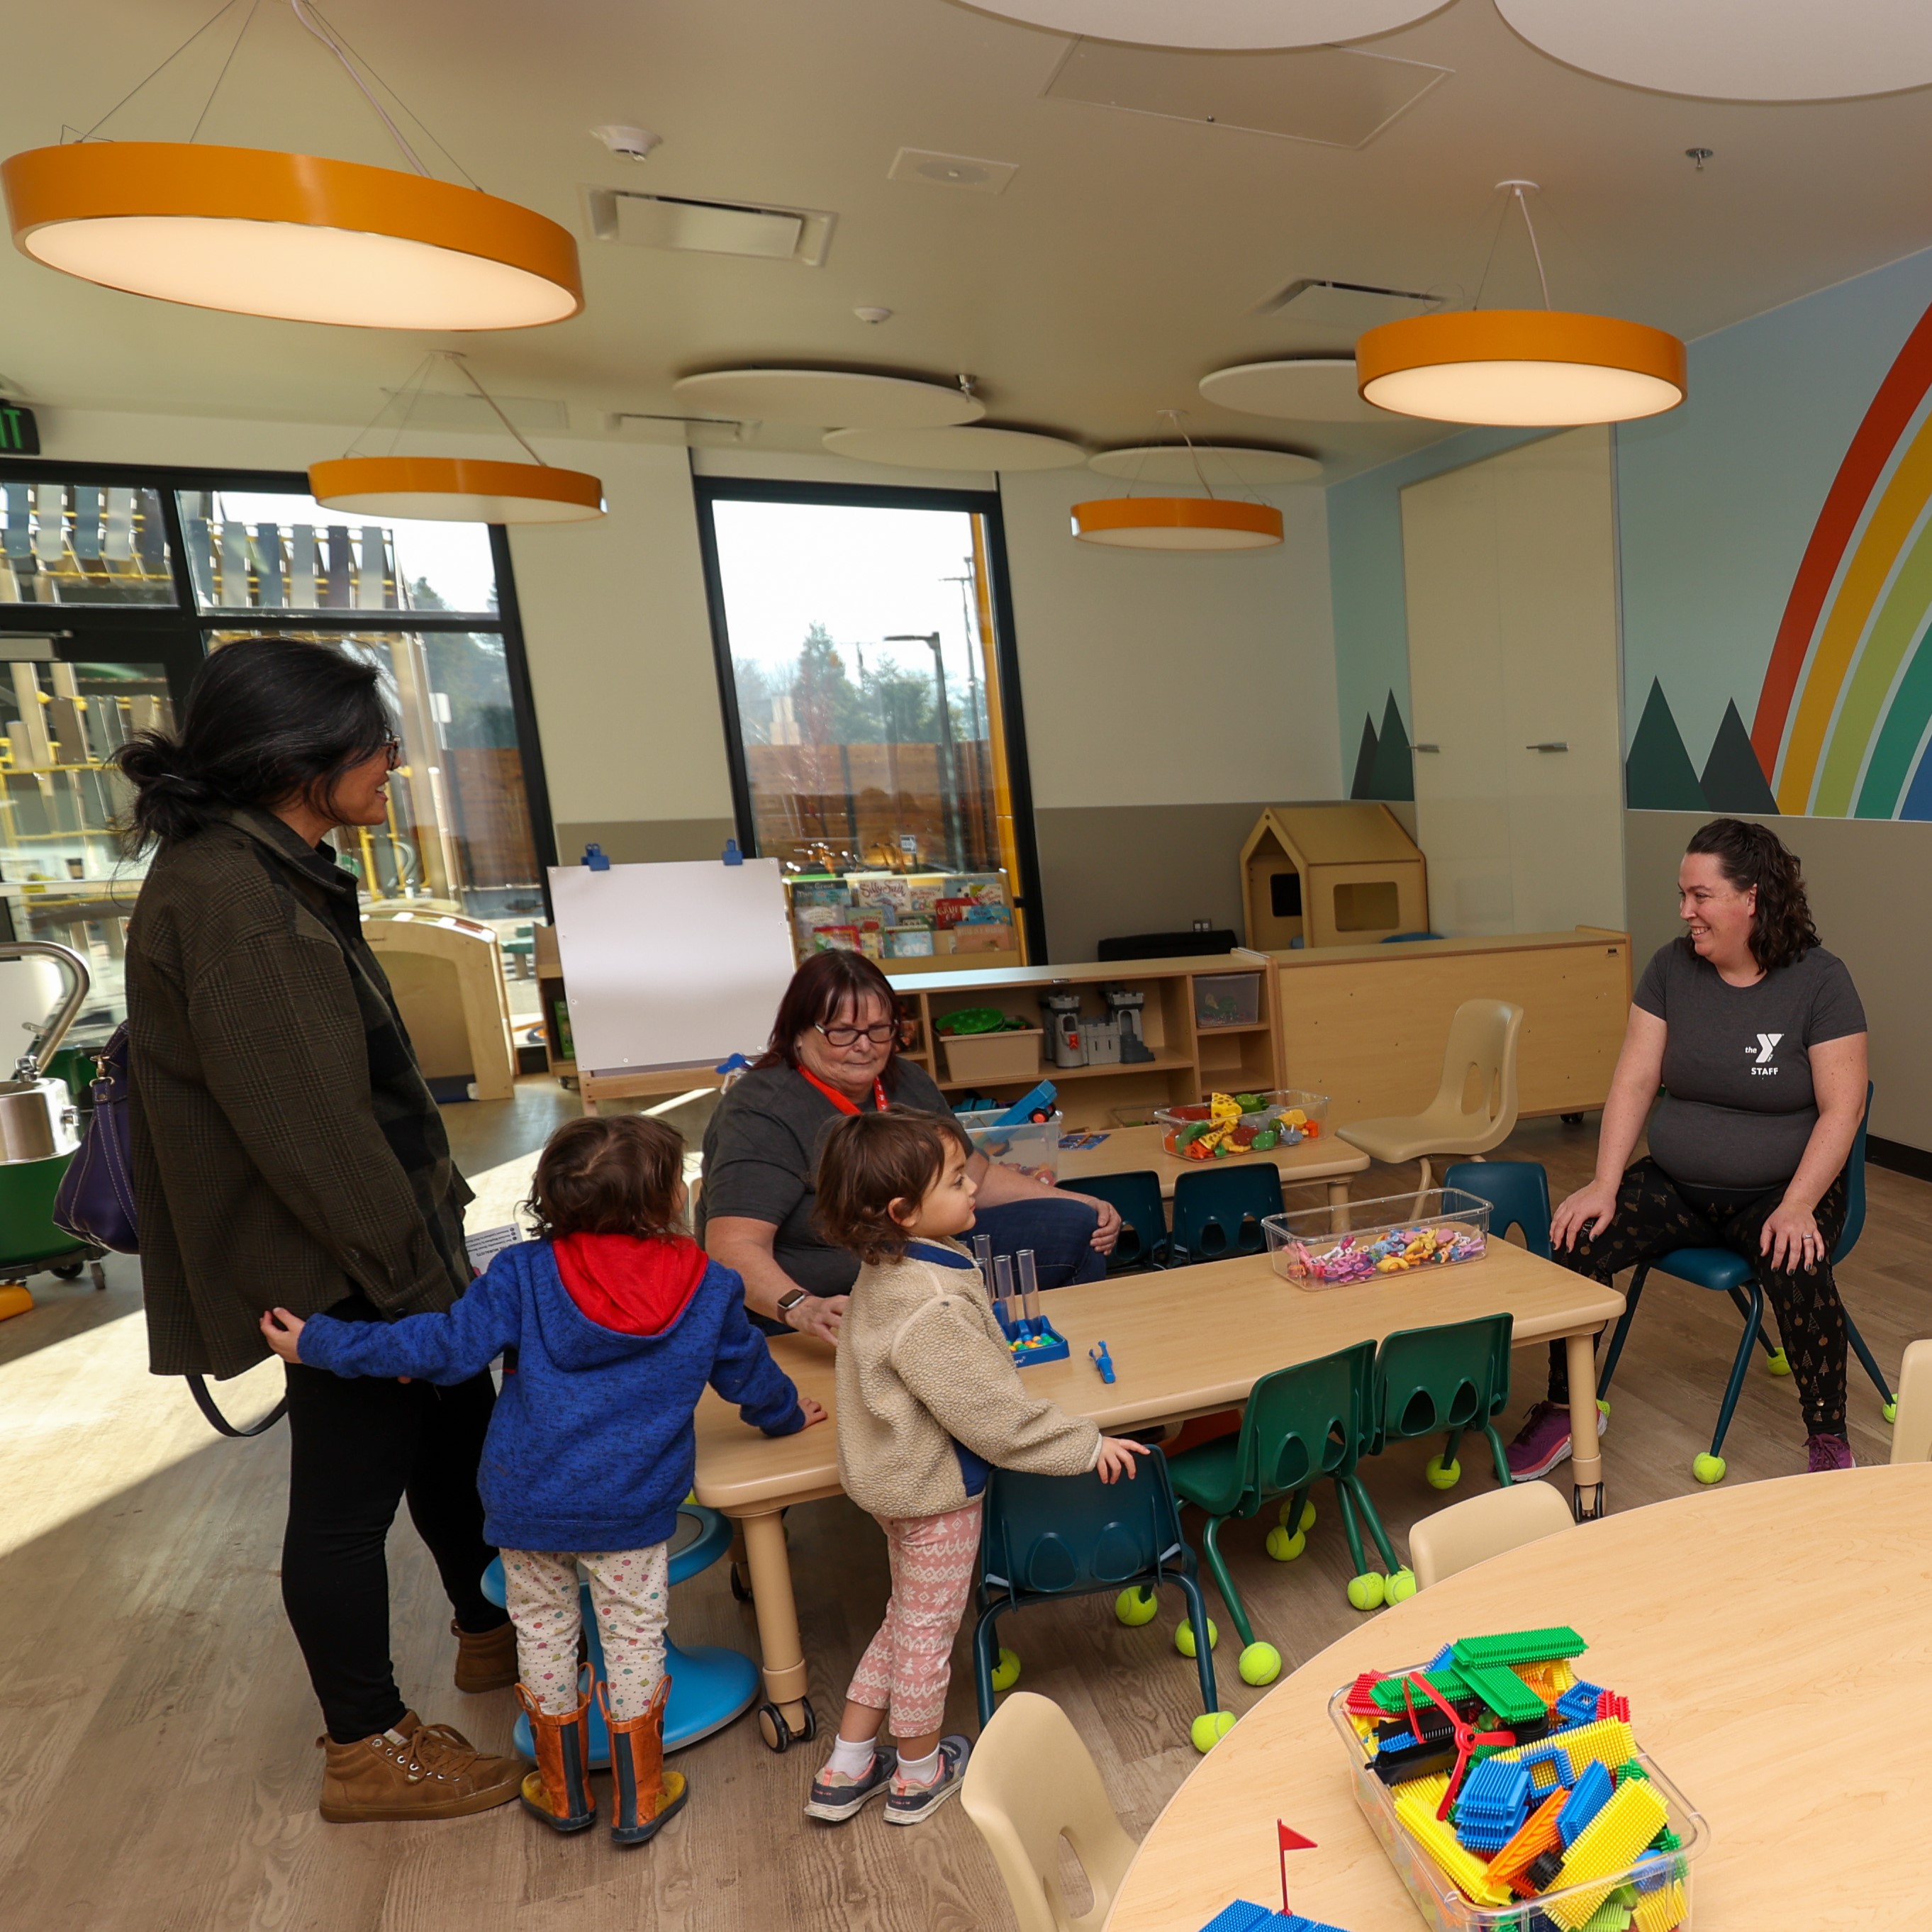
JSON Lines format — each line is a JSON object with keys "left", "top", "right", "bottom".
{"left": 1412, "top": 743, "right": 1441, "bottom": 753}
{"left": 1526, "top": 741, "right": 1568, "bottom": 752}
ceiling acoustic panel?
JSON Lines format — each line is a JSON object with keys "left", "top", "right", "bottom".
{"left": 960, "top": 0, "right": 1451, "bottom": 50}
{"left": 823, "top": 425, "right": 1087, "bottom": 470}
{"left": 1495, "top": 0, "right": 1932, "bottom": 101}
{"left": 1088, "top": 444, "right": 1320, "bottom": 482}
{"left": 671, "top": 369, "right": 983, "bottom": 428}
{"left": 1197, "top": 359, "right": 1389, "bottom": 423}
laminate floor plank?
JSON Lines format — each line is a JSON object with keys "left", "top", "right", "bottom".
{"left": 3, "top": 1106, "right": 1926, "bottom": 1930}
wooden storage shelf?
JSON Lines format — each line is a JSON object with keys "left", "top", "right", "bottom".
{"left": 1193, "top": 1021, "right": 1271, "bottom": 1037}
{"left": 936, "top": 1049, "right": 1195, "bottom": 1091}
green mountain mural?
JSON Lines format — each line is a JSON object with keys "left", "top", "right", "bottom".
{"left": 1626, "top": 679, "right": 1708, "bottom": 810}
{"left": 1366, "top": 692, "right": 1414, "bottom": 802}
{"left": 1349, "top": 713, "right": 1380, "bottom": 799}
{"left": 1699, "top": 699, "right": 1779, "bottom": 814}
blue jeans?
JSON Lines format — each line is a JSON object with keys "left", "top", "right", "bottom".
{"left": 973, "top": 1193, "right": 1107, "bottom": 1291}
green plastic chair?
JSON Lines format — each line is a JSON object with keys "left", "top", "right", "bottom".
{"left": 1066, "top": 1170, "right": 1169, "bottom": 1273}
{"left": 1163, "top": 1342, "right": 1408, "bottom": 1668}
{"left": 1169, "top": 1163, "right": 1284, "bottom": 1265}
{"left": 1365, "top": 1312, "right": 1516, "bottom": 1502}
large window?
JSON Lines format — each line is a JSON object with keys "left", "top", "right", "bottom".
{"left": 0, "top": 466, "right": 552, "bottom": 1042}
{"left": 696, "top": 479, "right": 1042, "bottom": 956}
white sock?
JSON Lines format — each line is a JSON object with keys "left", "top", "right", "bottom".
{"left": 827, "top": 1733, "right": 877, "bottom": 1778}
{"left": 895, "top": 1746, "right": 941, "bottom": 1787}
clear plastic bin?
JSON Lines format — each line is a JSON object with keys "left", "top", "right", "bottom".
{"left": 1193, "top": 970, "right": 1262, "bottom": 1028}
{"left": 1327, "top": 1678, "right": 1705, "bottom": 1932}
{"left": 1264, "top": 1187, "right": 1489, "bottom": 1288}
{"left": 956, "top": 1107, "right": 1063, "bottom": 1183}
{"left": 1154, "top": 1088, "right": 1329, "bottom": 1161}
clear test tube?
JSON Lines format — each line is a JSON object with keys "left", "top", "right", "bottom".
{"left": 971, "top": 1232, "right": 993, "bottom": 1282}
{"left": 993, "top": 1253, "right": 1018, "bottom": 1329}
{"left": 1017, "top": 1249, "right": 1041, "bottom": 1326}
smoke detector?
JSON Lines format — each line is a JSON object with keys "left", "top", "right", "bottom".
{"left": 592, "top": 125, "right": 663, "bottom": 162}
{"left": 854, "top": 306, "right": 893, "bottom": 325}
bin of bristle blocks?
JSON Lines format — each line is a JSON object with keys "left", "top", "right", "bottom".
{"left": 1329, "top": 1628, "right": 1706, "bottom": 1932}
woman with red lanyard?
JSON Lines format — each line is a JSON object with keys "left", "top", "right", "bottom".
{"left": 698, "top": 951, "right": 1121, "bottom": 1344}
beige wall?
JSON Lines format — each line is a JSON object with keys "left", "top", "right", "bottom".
{"left": 1626, "top": 810, "right": 1932, "bottom": 1152}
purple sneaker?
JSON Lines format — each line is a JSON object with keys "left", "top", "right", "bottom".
{"left": 1506, "top": 1402, "right": 1573, "bottom": 1480}
{"left": 1805, "top": 1433, "right": 1855, "bottom": 1473}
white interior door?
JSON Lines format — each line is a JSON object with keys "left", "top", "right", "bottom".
{"left": 1401, "top": 427, "right": 1626, "bottom": 936}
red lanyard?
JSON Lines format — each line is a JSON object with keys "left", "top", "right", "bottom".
{"left": 798, "top": 1066, "right": 888, "bottom": 1115}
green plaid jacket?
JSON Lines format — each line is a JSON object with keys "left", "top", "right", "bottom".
{"left": 128, "top": 808, "right": 472, "bottom": 1379}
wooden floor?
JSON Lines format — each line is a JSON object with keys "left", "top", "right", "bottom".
{"left": 2, "top": 1090, "right": 1923, "bottom": 1931}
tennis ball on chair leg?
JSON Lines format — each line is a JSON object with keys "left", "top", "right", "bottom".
{"left": 1114, "top": 1586, "right": 1159, "bottom": 1626}
{"left": 1176, "top": 1618, "right": 1218, "bottom": 1658}
{"left": 1238, "top": 1641, "right": 1282, "bottom": 1686}
{"left": 990, "top": 1647, "right": 1021, "bottom": 1692}
{"left": 1766, "top": 1348, "right": 1792, "bottom": 1378}
{"left": 1424, "top": 1453, "right": 1461, "bottom": 1490}
{"left": 1276, "top": 1497, "right": 1315, "bottom": 1533}
{"left": 1265, "top": 1525, "right": 1307, "bottom": 1562}
{"left": 1692, "top": 1451, "right": 1726, "bottom": 1485}
{"left": 1385, "top": 1568, "right": 1417, "bottom": 1603}
{"left": 1191, "top": 1710, "right": 1236, "bottom": 1753}
{"left": 1346, "top": 1573, "right": 1386, "bottom": 1612}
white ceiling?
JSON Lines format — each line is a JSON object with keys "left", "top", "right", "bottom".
{"left": 6, "top": 0, "right": 1932, "bottom": 481}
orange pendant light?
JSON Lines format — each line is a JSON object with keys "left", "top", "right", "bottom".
{"left": 1071, "top": 496, "right": 1283, "bottom": 550}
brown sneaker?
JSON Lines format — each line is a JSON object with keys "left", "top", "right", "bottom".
{"left": 319, "top": 1711, "right": 526, "bottom": 1823}
{"left": 452, "top": 1617, "right": 518, "bottom": 1693}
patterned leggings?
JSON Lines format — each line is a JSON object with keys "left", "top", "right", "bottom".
{"left": 1548, "top": 1156, "right": 1850, "bottom": 1436}
{"left": 847, "top": 1500, "right": 983, "bottom": 1740}
{"left": 501, "top": 1544, "right": 671, "bottom": 1722}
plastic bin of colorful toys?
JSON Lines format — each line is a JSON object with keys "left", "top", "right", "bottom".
{"left": 1329, "top": 1629, "right": 1707, "bottom": 1932}
{"left": 1264, "top": 1188, "right": 1490, "bottom": 1290}
{"left": 1155, "top": 1088, "right": 1329, "bottom": 1161}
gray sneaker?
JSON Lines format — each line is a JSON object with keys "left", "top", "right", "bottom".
{"left": 884, "top": 1736, "right": 971, "bottom": 1826}
{"left": 804, "top": 1746, "right": 898, "bottom": 1824}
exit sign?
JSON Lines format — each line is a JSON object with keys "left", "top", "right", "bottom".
{"left": 0, "top": 401, "right": 38, "bottom": 455}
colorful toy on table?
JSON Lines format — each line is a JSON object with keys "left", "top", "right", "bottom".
{"left": 1088, "top": 1339, "right": 1115, "bottom": 1383}
{"left": 979, "top": 1244, "right": 1069, "bottom": 1367}
{"left": 1195, "top": 1821, "right": 1358, "bottom": 1932}
{"left": 1286, "top": 1220, "right": 1486, "bottom": 1285}
{"left": 1161, "top": 1092, "right": 1319, "bottom": 1161}
{"left": 1339, "top": 1628, "right": 1692, "bottom": 1932}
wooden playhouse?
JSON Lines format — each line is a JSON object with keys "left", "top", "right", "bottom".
{"left": 1239, "top": 803, "right": 1429, "bottom": 949}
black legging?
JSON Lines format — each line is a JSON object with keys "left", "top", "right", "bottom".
{"left": 281, "top": 1336, "right": 506, "bottom": 1743}
{"left": 1547, "top": 1156, "right": 1850, "bottom": 1437}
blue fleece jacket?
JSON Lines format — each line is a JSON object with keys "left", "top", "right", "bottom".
{"left": 296, "top": 1240, "right": 806, "bottom": 1551}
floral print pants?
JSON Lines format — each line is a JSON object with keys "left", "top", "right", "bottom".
{"left": 501, "top": 1543, "right": 670, "bottom": 1721}
{"left": 846, "top": 1500, "right": 983, "bottom": 1740}
{"left": 1548, "top": 1156, "right": 1850, "bottom": 1436}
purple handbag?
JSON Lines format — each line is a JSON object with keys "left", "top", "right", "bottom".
{"left": 53, "top": 1022, "right": 138, "bottom": 1253}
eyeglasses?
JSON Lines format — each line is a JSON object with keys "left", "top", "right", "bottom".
{"left": 383, "top": 735, "right": 403, "bottom": 771}
{"left": 815, "top": 1021, "right": 896, "bottom": 1049}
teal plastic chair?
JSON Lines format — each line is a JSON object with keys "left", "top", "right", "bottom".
{"left": 1170, "top": 1164, "right": 1284, "bottom": 1265}
{"left": 1594, "top": 1083, "right": 1893, "bottom": 1485}
{"left": 1166, "top": 1341, "right": 1408, "bottom": 1655}
{"left": 1381, "top": 931, "right": 1446, "bottom": 943}
{"left": 973, "top": 1455, "right": 1218, "bottom": 1731}
{"left": 1365, "top": 1312, "right": 1515, "bottom": 1500}
{"left": 1066, "top": 1170, "right": 1168, "bottom": 1273}
{"left": 1442, "top": 1161, "right": 1551, "bottom": 1258}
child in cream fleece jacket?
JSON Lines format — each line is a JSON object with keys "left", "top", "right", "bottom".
{"left": 803, "top": 1108, "right": 1149, "bottom": 1828}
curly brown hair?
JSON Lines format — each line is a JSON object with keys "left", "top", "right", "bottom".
{"left": 526, "top": 1115, "right": 686, "bottom": 1241}
{"left": 1683, "top": 817, "right": 1819, "bottom": 971}
{"left": 814, "top": 1110, "right": 971, "bottom": 1266}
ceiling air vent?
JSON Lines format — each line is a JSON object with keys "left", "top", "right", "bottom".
{"left": 584, "top": 189, "right": 836, "bottom": 267}
{"left": 1256, "top": 278, "right": 1444, "bottom": 327}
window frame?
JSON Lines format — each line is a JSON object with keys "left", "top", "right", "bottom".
{"left": 692, "top": 474, "right": 1048, "bottom": 960}
{"left": 0, "top": 455, "right": 557, "bottom": 891}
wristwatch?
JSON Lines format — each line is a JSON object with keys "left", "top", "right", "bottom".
{"left": 775, "top": 1288, "right": 809, "bottom": 1325}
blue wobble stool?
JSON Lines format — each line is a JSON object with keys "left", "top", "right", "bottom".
{"left": 484, "top": 1504, "right": 761, "bottom": 1765}
{"left": 1592, "top": 1083, "right": 1893, "bottom": 1486}
{"left": 1170, "top": 1164, "right": 1284, "bottom": 1265}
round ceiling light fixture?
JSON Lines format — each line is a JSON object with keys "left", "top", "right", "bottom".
{"left": 1088, "top": 444, "right": 1320, "bottom": 484}
{"left": 1493, "top": 0, "right": 1932, "bottom": 101}
{"left": 1071, "top": 496, "right": 1285, "bottom": 550}
{"left": 823, "top": 425, "right": 1085, "bottom": 470}
{"left": 1197, "top": 358, "right": 1392, "bottom": 425}
{"left": 955, "top": 0, "right": 1451, "bottom": 49}
{"left": 309, "top": 354, "right": 603, "bottom": 524}
{"left": 1354, "top": 183, "right": 1685, "bottom": 428}
{"left": 3, "top": 6, "right": 580, "bottom": 329}
{"left": 672, "top": 369, "right": 984, "bottom": 429}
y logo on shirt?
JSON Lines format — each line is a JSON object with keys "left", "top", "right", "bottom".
{"left": 1748, "top": 1032, "right": 1783, "bottom": 1075}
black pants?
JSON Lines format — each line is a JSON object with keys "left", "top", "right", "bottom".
{"left": 281, "top": 1355, "right": 506, "bottom": 1743}
{"left": 1547, "top": 1156, "right": 1849, "bottom": 1436}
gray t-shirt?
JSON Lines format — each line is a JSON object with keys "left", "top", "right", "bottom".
{"left": 1636, "top": 940, "right": 1865, "bottom": 1190}
{"left": 695, "top": 1058, "right": 952, "bottom": 1296}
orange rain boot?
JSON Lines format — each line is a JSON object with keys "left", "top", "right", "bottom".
{"left": 515, "top": 1682, "right": 597, "bottom": 1833}
{"left": 602, "top": 1677, "right": 687, "bottom": 1847}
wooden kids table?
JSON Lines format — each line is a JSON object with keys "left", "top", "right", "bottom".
{"left": 1105, "top": 1463, "right": 1932, "bottom": 1932}
{"left": 689, "top": 1240, "right": 1621, "bottom": 1751}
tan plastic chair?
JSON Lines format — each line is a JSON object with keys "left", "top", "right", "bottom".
{"left": 1337, "top": 998, "right": 1526, "bottom": 1197}
{"left": 1889, "top": 1339, "right": 1932, "bottom": 1465}
{"left": 961, "top": 1692, "right": 1139, "bottom": 1932}
{"left": 1407, "top": 1480, "right": 1577, "bottom": 1589}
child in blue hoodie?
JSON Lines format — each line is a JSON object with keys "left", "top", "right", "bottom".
{"left": 260, "top": 1114, "right": 822, "bottom": 1848}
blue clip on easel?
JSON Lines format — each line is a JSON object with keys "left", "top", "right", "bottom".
{"left": 581, "top": 842, "right": 610, "bottom": 871}
{"left": 992, "top": 1249, "right": 1068, "bottom": 1366}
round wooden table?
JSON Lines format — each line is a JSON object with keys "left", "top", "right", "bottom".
{"left": 1105, "top": 1464, "right": 1932, "bottom": 1932}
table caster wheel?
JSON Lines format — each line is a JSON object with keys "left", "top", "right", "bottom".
{"left": 89, "top": 1262, "right": 106, "bottom": 1290}
{"left": 730, "top": 1561, "right": 753, "bottom": 1603}
{"left": 756, "top": 1697, "right": 817, "bottom": 1753}
{"left": 51, "top": 1262, "right": 83, "bottom": 1280}
{"left": 1572, "top": 1482, "right": 1607, "bottom": 1521}
{"left": 1561, "top": 1112, "right": 1584, "bottom": 1125}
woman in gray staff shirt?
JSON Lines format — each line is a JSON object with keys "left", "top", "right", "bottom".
{"left": 1507, "top": 817, "right": 1869, "bottom": 1482}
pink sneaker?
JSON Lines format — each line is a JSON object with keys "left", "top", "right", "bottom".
{"left": 1805, "top": 1433, "right": 1855, "bottom": 1473}
{"left": 1506, "top": 1402, "right": 1573, "bottom": 1480}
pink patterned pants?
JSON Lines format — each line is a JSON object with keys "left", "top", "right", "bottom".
{"left": 501, "top": 1544, "right": 669, "bottom": 1722}
{"left": 845, "top": 1500, "right": 983, "bottom": 1739}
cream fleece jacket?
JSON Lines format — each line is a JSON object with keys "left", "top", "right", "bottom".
{"left": 834, "top": 1242, "right": 1102, "bottom": 1521}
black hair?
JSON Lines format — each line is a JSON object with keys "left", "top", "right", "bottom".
{"left": 115, "top": 637, "right": 394, "bottom": 850}
{"left": 1682, "top": 817, "right": 1819, "bottom": 971}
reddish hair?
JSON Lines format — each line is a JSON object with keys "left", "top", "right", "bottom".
{"left": 754, "top": 949, "right": 907, "bottom": 1072}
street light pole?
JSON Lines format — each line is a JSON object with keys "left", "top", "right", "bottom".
{"left": 887, "top": 631, "right": 956, "bottom": 868}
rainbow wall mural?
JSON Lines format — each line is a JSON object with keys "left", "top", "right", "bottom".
{"left": 1629, "top": 295, "right": 1932, "bottom": 818}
